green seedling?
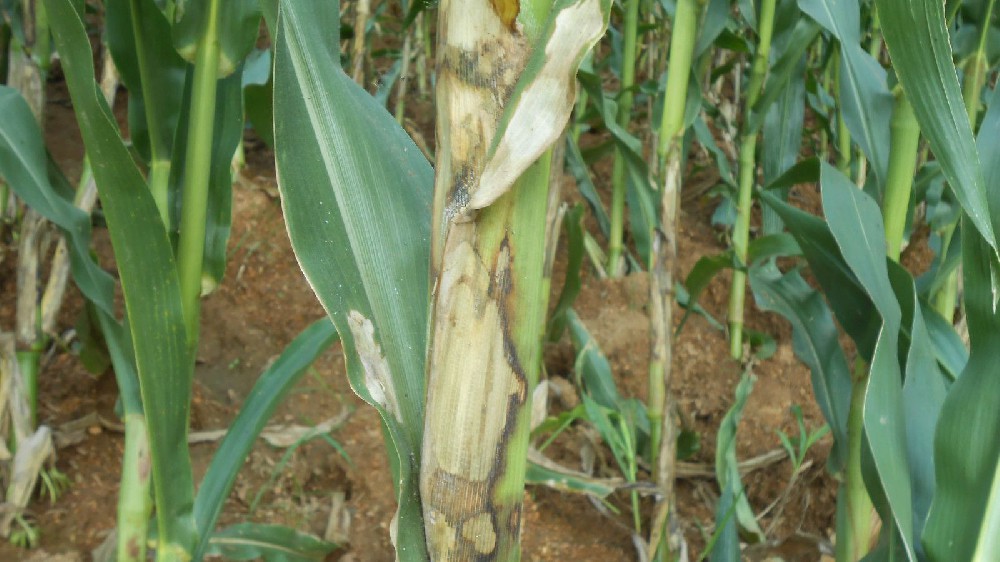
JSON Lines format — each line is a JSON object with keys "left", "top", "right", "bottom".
{"left": 776, "top": 405, "right": 829, "bottom": 474}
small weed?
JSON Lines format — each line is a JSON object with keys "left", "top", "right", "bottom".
{"left": 777, "top": 405, "right": 829, "bottom": 474}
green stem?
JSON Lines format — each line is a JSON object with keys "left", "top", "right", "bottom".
{"left": 728, "top": 0, "right": 776, "bottom": 360}
{"left": 867, "top": 10, "right": 881, "bottom": 61}
{"left": 15, "top": 350, "right": 39, "bottom": 427}
{"left": 657, "top": 0, "right": 698, "bottom": 155}
{"left": 623, "top": 420, "right": 641, "bottom": 535}
{"left": 421, "top": 13, "right": 432, "bottom": 95}
{"left": 176, "top": 0, "right": 221, "bottom": 345}
{"left": 838, "top": 53, "right": 920, "bottom": 562}
{"left": 34, "top": 0, "right": 51, "bottom": 74}
{"left": 606, "top": 0, "right": 641, "bottom": 276}
{"left": 882, "top": 91, "right": 919, "bottom": 261}
{"left": 394, "top": 26, "right": 412, "bottom": 125}
{"left": 933, "top": 244, "right": 959, "bottom": 321}
{"left": 837, "top": 358, "right": 876, "bottom": 562}
{"left": 117, "top": 414, "right": 152, "bottom": 562}
{"left": 649, "top": 0, "right": 699, "bottom": 479}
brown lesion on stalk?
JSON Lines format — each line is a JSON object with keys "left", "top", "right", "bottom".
{"left": 435, "top": 34, "right": 528, "bottom": 224}
{"left": 425, "top": 1, "right": 536, "bottom": 556}
{"left": 440, "top": 44, "right": 523, "bottom": 97}
{"left": 422, "top": 235, "right": 528, "bottom": 559}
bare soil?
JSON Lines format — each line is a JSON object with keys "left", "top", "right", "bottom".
{"left": 0, "top": 72, "right": 847, "bottom": 561}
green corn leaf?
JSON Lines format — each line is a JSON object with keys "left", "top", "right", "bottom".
{"left": 748, "top": 232, "right": 802, "bottom": 263}
{"left": 93, "top": 313, "right": 144, "bottom": 416}
{"left": 205, "top": 523, "right": 337, "bottom": 561}
{"left": 695, "top": 0, "right": 732, "bottom": 57}
{"left": 820, "top": 163, "right": 915, "bottom": 560}
{"left": 919, "top": 86, "right": 1000, "bottom": 562}
{"left": 923, "top": 225, "right": 1000, "bottom": 561}
{"left": 0, "top": 88, "right": 150, "bottom": 551}
{"left": 193, "top": 318, "right": 338, "bottom": 560}
{"left": 202, "top": 71, "right": 242, "bottom": 291}
{"left": 548, "top": 204, "right": 586, "bottom": 342}
{"left": 760, "top": 28, "right": 808, "bottom": 235}
{"left": 759, "top": 50, "right": 807, "bottom": 165}
{"left": 919, "top": 300, "right": 967, "bottom": 381}
{"left": 173, "top": 0, "right": 261, "bottom": 78}
{"left": 977, "top": 85, "right": 1000, "bottom": 212}
{"left": 674, "top": 283, "right": 725, "bottom": 332}
{"left": 708, "top": 484, "right": 741, "bottom": 562}
{"left": 273, "top": 0, "right": 432, "bottom": 556}
{"left": 692, "top": 116, "right": 736, "bottom": 188}
{"left": 798, "top": 0, "right": 893, "bottom": 188}
{"left": 679, "top": 234, "right": 800, "bottom": 333}
{"left": 45, "top": 0, "right": 197, "bottom": 553}
{"left": 578, "top": 69, "right": 658, "bottom": 264}
{"left": 167, "top": 69, "right": 244, "bottom": 292}
{"left": 749, "top": 264, "right": 851, "bottom": 472}
{"left": 565, "top": 135, "right": 611, "bottom": 237}
{"left": 680, "top": 252, "right": 735, "bottom": 333}
{"left": 737, "top": 0, "right": 757, "bottom": 30}
{"left": 764, "top": 156, "right": 820, "bottom": 190}
{"left": 888, "top": 263, "right": 947, "bottom": 558}
{"left": 243, "top": 48, "right": 274, "bottom": 148}
{"left": 759, "top": 190, "right": 879, "bottom": 359}
{"left": 877, "top": 0, "right": 998, "bottom": 253}
{"left": 714, "top": 370, "right": 764, "bottom": 543}
{"left": 105, "top": 0, "right": 186, "bottom": 166}
{"left": 749, "top": 18, "right": 817, "bottom": 135}
{"left": 525, "top": 457, "right": 621, "bottom": 498}
{"left": 566, "top": 310, "right": 625, "bottom": 410}
{"left": 0, "top": 86, "right": 115, "bottom": 317}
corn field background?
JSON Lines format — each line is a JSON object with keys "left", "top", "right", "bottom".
{"left": 0, "top": 0, "right": 997, "bottom": 560}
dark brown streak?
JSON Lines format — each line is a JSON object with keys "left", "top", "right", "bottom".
{"left": 440, "top": 45, "right": 520, "bottom": 105}
{"left": 477, "top": 234, "right": 528, "bottom": 557}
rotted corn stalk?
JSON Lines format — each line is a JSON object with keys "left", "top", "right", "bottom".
{"left": 422, "top": 0, "right": 609, "bottom": 557}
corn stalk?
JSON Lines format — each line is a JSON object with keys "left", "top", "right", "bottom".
{"left": 728, "top": 0, "right": 776, "bottom": 359}
{"left": 423, "top": 0, "right": 609, "bottom": 557}
{"left": 606, "top": 0, "right": 641, "bottom": 276}
{"left": 647, "top": 0, "right": 703, "bottom": 555}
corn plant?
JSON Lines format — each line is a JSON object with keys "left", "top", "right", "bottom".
{"left": 652, "top": 0, "right": 1000, "bottom": 559}
{"left": 647, "top": 0, "right": 709, "bottom": 556}
{"left": 273, "top": 0, "right": 611, "bottom": 557}
{"left": 0, "top": 0, "right": 89, "bottom": 545}
{"left": 0, "top": 0, "right": 351, "bottom": 560}
{"left": 745, "top": 1, "right": 1000, "bottom": 560}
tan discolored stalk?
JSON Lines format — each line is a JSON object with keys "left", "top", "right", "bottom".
{"left": 422, "top": 0, "right": 607, "bottom": 558}
{"left": 423, "top": 6, "right": 535, "bottom": 557}
{"left": 647, "top": 0, "right": 703, "bottom": 554}
{"left": 394, "top": 25, "right": 413, "bottom": 124}
{"left": 351, "top": 0, "right": 371, "bottom": 84}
